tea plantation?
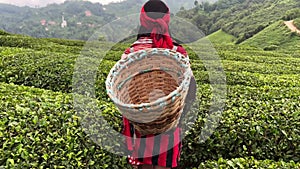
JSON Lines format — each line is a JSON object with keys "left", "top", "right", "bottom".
{"left": 0, "top": 32, "right": 299, "bottom": 168}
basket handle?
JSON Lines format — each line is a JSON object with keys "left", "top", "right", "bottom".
{"left": 171, "top": 45, "right": 178, "bottom": 52}
{"left": 129, "top": 46, "right": 178, "bottom": 54}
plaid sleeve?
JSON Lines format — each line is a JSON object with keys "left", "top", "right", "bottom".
{"left": 124, "top": 47, "right": 131, "bottom": 54}
{"left": 122, "top": 117, "right": 134, "bottom": 152}
{"left": 176, "top": 45, "right": 188, "bottom": 57}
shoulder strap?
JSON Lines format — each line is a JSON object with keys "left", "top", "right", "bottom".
{"left": 171, "top": 45, "right": 178, "bottom": 52}
{"left": 130, "top": 47, "right": 134, "bottom": 53}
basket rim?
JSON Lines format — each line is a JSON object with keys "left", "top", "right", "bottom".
{"left": 105, "top": 48, "right": 192, "bottom": 109}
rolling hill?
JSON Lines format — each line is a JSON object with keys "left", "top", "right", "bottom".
{"left": 207, "top": 29, "right": 237, "bottom": 45}
{"left": 0, "top": 0, "right": 299, "bottom": 50}
{"left": 0, "top": 1, "right": 116, "bottom": 40}
{"left": 0, "top": 0, "right": 197, "bottom": 40}
{"left": 242, "top": 20, "right": 300, "bottom": 51}
{"left": 177, "top": 0, "right": 300, "bottom": 43}
{"left": 103, "top": 0, "right": 197, "bottom": 16}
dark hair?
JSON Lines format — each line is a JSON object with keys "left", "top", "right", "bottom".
{"left": 137, "top": 0, "right": 169, "bottom": 40}
{"left": 144, "top": 0, "right": 168, "bottom": 19}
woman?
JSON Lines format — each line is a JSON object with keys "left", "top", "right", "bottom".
{"left": 121, "top": 1, "right": 196, "bottom": 168}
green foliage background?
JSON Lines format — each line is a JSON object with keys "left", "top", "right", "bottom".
{"left": 177, "top": 0, "right": 300, "bottom": 43}
{"left": 0, "top": 0, "right": 300, "bottom": 168}
{"left": 0, "top": 28, "right": 299, "bottom": 168}
{"left": 294, "top": 18, "right": 300, "bottom": 30}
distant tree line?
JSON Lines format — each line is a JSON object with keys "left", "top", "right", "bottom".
{"left": 177, "top": 0, "right": 300, "bottom": 43}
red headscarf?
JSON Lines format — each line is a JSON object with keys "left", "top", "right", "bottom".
{"left": 139, "top": 2, "right": 174, "bottom": 49}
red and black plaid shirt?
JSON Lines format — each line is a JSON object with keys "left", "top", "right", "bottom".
{"left": 121, "top": 37, "right": 187, "bottom": 168}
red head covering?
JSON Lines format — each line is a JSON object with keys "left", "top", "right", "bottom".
{"left": 139, "top": 1, "right": 174, "bottom": 49}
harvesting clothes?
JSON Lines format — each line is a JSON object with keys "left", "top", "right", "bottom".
{"left": 119, "top": 0, "right": 196, "bottom": 168}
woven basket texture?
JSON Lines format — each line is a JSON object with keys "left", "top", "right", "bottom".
{"left": 106, "top": 48, "right": 191, "bottom": 135}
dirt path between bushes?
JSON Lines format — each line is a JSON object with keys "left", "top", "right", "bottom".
{"left": 284, "top": 20, "right": 300, "bottom": 34}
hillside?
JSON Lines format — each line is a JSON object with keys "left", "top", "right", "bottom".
{"left": 0, "top": 0, "right": 197, "bottom": 41}
{"left": 0, "top": 1, "right": 115, "bottom": 40}
{"left": 242, "top": 20, "right": 300, "bottom": 51}
{"left": 177, "top": 0, "right": 300, "bottom": 43}
{"left": 2, "top": 0, "right": 299, "bottom": 44}
{"left": 207, "top": 29, "right": 236, "bottom": 45}
{"left": 103, "top": 0, "right": 196, "bottom": 17}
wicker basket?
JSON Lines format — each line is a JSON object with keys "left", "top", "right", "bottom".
{"left": 106, "top": 48, "right": 192, "bottom": 135}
